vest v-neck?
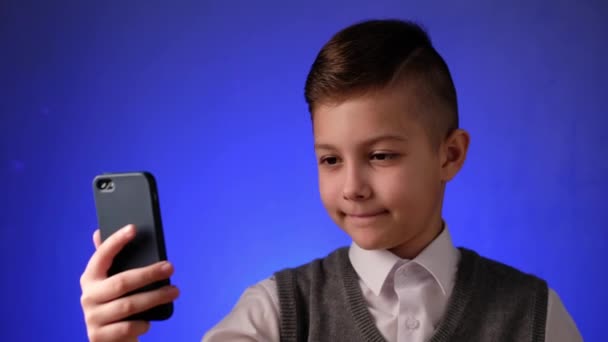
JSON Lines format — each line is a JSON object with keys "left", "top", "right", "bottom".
{"left": 338, "top": 247, "right": 478, "bottom": 342}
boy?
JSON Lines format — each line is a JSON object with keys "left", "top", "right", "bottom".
{"left": 79, "top": 19, "right": 582, "bottom": 341}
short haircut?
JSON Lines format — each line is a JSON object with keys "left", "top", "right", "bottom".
{"left": 304, "top": 19, "right": 459, "bottom": 148}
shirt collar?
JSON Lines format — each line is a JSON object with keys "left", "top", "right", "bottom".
{"left": 348, "top": 223, "right": 459, "bottom": 297}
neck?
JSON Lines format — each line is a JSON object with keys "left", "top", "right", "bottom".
{"left": 388, "top": 217, "right": 444, "bottom": 259}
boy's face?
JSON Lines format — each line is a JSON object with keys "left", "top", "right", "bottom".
{"left": 313, "top": 87, "right": 462, "bottom": 257}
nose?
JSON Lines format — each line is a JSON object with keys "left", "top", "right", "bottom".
{"left": 342, "top": 164, "right": 371, "bottom": 201}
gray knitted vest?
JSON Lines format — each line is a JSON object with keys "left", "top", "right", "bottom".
{"left": 274, "top": 247, "right": 548, "bottom": 342}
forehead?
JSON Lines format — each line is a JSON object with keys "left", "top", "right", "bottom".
{"left": 312, "top": 88, "right": 424, "bottom": 146}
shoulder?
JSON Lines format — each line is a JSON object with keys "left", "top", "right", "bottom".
{"left": 460, "top": 247, "right": 548, "bottom": 286}
{"left": 458, "top": 248, "right": 549, "bottom": 310}
{"left": 546, "top": 287, "right": 583, "bottom": 341}
{"left": 461, "top": 250, "right": 582, "bottom": 340}
{"left": 274, "top": 246, "right": 350, "bottom": 278}
{"left": 272, "top": 246, "right": 350, "bottom": 296}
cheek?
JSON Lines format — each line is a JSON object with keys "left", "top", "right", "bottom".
{"left": 378, "top": 163, "right": 439, "bottom": 210}
{"left": 318, "top": 172, "right": 340, "bottom": 209}
{"left": 376, "top": 172, "right": 414, "bottom": 208}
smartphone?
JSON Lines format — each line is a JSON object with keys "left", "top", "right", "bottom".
{"left": 92, "top": 171, "right": 173, "bottom": 321}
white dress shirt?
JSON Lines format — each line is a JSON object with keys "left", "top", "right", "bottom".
{"left": 203, "top": 227, "right": 582, "bottom": 341}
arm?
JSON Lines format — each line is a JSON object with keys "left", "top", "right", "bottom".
{"left": 202, "top": 277, "right": 280, "bottom": 342}
{"left": 545, "top": 288, "right": 583, "bottom": 342}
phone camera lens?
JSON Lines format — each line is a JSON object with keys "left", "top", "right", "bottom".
{"left": 97, "top": 179, "right": 113, "bottom": 191}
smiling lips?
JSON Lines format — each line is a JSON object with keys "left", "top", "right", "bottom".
{"left": 343, "top": 210, "right": 389, "bottom": 224}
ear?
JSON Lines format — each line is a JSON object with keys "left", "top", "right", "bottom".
{"left": 439, "top": 129, "right": 470, "bottom": 182}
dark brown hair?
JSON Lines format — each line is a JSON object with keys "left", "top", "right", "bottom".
{"left": 304, "top": 19, "right": 459, "bottom": 147}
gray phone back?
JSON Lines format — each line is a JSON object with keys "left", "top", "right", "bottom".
{"left": 92, "top": 171, "right": 172, "bottom": 320}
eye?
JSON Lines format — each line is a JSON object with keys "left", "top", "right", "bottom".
{"left": 319, "top": 156, "right": 340, "bottom": 165}
{"left": 370, "top": 153, "right": 398, "bottom": 161}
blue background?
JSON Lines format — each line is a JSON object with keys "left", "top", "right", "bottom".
{"left": 1, "top": 0, "right": 606, "bottom": 340}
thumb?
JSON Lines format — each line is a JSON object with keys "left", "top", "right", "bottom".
{"left": 93, "top": 229, "right": 102, "bottom": 250}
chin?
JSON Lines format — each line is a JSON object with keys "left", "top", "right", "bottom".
{"left": 350, "top": 230, "right": 392, "bottom": 250}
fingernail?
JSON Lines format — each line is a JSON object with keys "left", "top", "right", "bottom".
{"left": 123, "top": 224, "right": 135, "bottom": 235}
{"left": 160, "top": 262, "right": 172, "bottom": 272}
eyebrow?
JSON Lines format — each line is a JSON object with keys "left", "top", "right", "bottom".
{"left": 314, "top": 134, "right": 408, "bottom": 150}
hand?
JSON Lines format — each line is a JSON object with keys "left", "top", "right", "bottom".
{"left": 80, "top": 225, "right": 180, "bottom": 342}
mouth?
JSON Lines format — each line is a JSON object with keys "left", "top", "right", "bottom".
{"left": 342, "top": 210, "right": 389, "bottom": 224}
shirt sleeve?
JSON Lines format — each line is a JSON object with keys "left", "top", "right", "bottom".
{"left": 545, "top": 287, "right": 583, "bottom": 342}
{"left": 202, "top": 277, "right": 280, "bottom": 342}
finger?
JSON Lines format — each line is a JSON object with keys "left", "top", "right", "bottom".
{"left": 87, "top": 320, "right": 150, "bottom": 342}
{"left": 88, "top": 285, "right": 179, "bottom": 325}
{"left": 90, "top": 261, "right": 174, "bottom": 303}
{"left": 93, "top": 229, "right": 101, "bottom": 250}
{"left": 84, "top": 224, "right": 136, "bottom": 280}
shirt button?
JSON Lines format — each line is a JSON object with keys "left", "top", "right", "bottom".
{"left": 406, "top": 317, "right": 420, "bottom": 330}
